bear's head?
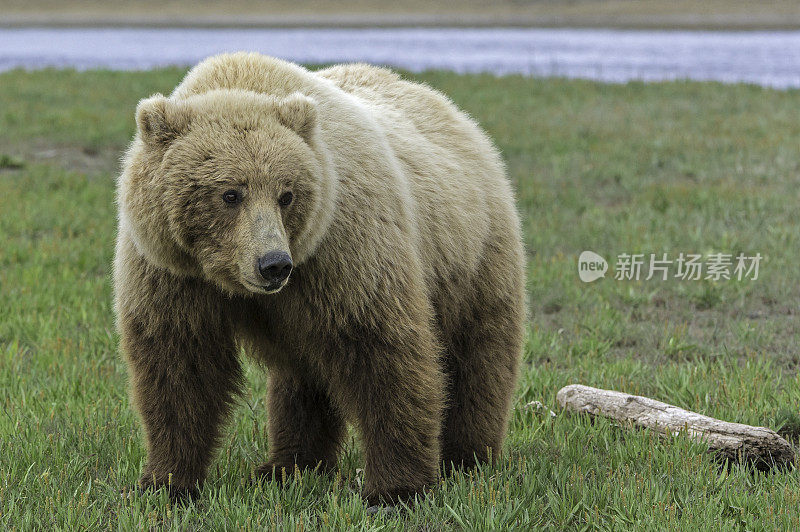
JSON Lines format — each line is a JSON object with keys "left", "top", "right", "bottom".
{"left": 118, "top": 89, "right": 337, "bottom": 295}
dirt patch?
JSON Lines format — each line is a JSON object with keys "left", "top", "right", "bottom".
{"left": 6, "top": 141, "right": 122, "bottom": 177}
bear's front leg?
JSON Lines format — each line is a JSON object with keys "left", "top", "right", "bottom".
{"left": 116, "top": 259, "right": 242, "bottom": 499}
{"left": 328, "top": 320, "right": 445, "bottom": 505}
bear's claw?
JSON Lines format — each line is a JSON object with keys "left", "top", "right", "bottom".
{"left": 123, "top": 481, "right": 199, "bottom": 504}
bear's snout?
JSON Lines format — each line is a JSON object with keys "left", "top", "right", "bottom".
{"left": 257, "top": 251, "right": 293, "bottom": 288}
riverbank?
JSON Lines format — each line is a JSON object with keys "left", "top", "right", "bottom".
{"left": 3, "top": 0, "right": 800, "bottom": 30}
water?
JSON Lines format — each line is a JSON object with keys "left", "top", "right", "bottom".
{"left": 2, "top": 27, "right": 800, "bottom": 88}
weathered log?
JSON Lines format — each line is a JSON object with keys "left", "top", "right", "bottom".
{"left": 556, "top": 384, "right": 794, "bottom": 470}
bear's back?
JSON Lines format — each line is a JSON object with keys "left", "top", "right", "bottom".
{"left": 317, "top": 63, "right": 519, "bottom": 296}
{"left": 316, "top": 63, "right": 505, "bottom": 187}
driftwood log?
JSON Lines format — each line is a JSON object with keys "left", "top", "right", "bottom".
{"left": 556, "top": 384, "right": 794, "bottom": 470}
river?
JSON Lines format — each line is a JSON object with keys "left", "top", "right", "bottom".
{"left": 2, "top": 27, "right": 799, "bottom": 88}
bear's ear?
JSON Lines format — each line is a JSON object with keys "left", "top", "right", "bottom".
{"left": 276, "top": 92, "right": 317, "bottom": 142}
{"left": 135, "top": 94, "right": 192, "bottom": 146}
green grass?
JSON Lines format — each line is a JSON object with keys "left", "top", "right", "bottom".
{"left": 2, "top": 67, "right": 800, "bottom": 529}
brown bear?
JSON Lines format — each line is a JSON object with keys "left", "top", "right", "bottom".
{"left": 114, "top": 52, "right": 525, "bottom": 505}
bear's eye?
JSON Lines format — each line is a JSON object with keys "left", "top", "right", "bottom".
{"left": 222, "top": 189, "right": 241, "bottom": 204}
{"left": 278, "top": 191, "right": 294, "bottom": 207}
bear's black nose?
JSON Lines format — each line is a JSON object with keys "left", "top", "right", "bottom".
{"left": 257, "top": 251, "right": 293, "bottom": 284}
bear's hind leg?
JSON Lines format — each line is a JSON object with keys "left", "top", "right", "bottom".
{"left": 328, "top": 320, "right": 446, "bottom": 506}
{"left": 256, "top": 369, "right": 346, "bottom": 481}
{"left": 440, "top": 283, "right": 524, "bottom": 472}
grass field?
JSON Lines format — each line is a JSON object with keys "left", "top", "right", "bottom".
{"left": 2, "top": 67, "right": 800, "bottom": 529}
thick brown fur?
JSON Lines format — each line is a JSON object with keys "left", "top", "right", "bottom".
{"left": 114, "top": 52, "right": 526, "bottom": 504}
